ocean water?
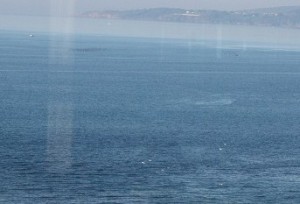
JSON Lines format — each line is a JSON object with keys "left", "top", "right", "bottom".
{"left": 0, "top": 31, "right": 300, "bottom": 203}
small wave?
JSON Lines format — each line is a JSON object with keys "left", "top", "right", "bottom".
{"left": 71, "top": 47, "right": 107, "bottom": 52}
{"left": 168, "top": 98, "right": 235, "bottom": 107}
{"left": 194, "top": 99, "right": 235, "bottom": 106}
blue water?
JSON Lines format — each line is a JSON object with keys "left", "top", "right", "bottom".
{"left": 0, "top": 31, "right": 300, "bottom": 203}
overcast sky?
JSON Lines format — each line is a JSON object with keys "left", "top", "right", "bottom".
{"left": 1, "top": 0, "right": 300, "bottom": 16}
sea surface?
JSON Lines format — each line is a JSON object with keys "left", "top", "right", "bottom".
{"left": 0, "top": 31, "right": 300, "bottom": 203}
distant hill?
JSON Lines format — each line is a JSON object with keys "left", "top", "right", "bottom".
{"left": 78, "top": 6, "right": 300, "bottom": 28}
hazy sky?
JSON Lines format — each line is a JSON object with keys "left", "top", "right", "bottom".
{"left": 1, "top": 0, "right": 300, "bottom": 16}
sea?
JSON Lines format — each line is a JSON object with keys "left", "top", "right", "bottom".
{"left": 0, "top": 29, "right": 300, "bottom": 203}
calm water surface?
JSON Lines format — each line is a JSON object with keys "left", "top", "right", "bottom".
{"left": 0, "top": 31, "right": 300, "bottom": 203}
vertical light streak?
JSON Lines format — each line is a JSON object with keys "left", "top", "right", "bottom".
{"left": 217, "top": 24, "right": 223, "bottom": 59}
{"left": 46, "top": 0, "right": 75, "bottom": 173}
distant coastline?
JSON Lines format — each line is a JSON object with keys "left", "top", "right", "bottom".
{"left": 2, "top": 13, "right": 300, "bottom": 50}
{"left": 78, "top": 6, "right": 300, "bottom": 29}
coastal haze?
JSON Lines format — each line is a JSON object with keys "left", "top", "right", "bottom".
{"left": 1, "top": 0, "right": 300, "bottom": 48}
{"left": 1, "top": 10, "right": 300, "bottom": 50}
{"left": 2, "top": 0, "right": 300, "bottom": 15}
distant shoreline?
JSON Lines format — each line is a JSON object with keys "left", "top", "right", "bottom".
{"left": 78, "top": 6, "right": 300, "bottom": 29}
{"left": 1, "top": 14, "right": 300, "bottom": 50}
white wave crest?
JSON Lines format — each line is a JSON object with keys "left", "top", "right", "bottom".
{"left": 168, "top": 98, "right": 236, "bottom": 107}
{"left": 194, "top": 99, "right": 235, "bottom": 106}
